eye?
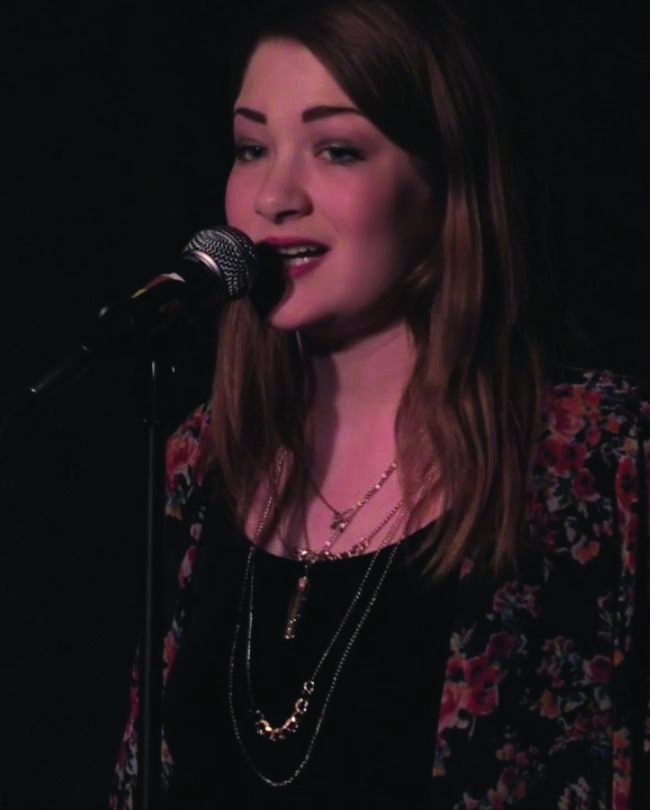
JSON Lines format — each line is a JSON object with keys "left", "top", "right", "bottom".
{"left": 319, "top": 144, "right": 365, "bottom": 165}
{"left": 233, "top": 143, "right": 267, "bottom": 163}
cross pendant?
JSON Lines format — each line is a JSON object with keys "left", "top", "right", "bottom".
{"left": 330, "top": 510, "right": 352, "bottom": 533}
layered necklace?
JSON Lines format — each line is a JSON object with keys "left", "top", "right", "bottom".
{"left": 228, "top": 449, "right": 406, "bottom": 787}
{"left": 303, "top": 456, "right": 399, "bottom": 547}
{"left": 273, "top": 448, "right": 405, "bottom": 639}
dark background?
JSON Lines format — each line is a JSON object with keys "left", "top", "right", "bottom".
{"left": 0, "top": 1, "right": 648, "bottom": 807}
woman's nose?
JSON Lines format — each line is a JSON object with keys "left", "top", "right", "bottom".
{"left": 254, "top": 160, "right": 312, "bottom": 223}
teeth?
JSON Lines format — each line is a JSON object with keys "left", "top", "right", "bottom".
{"left": 276, "top": 245, "right": 324, "bottom": 257}
{"left": 285, "top": 255, "right": 316, "bottom": 265}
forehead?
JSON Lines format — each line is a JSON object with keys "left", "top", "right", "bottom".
{"left": 235, "top": 38, "right": 353, "bottom": 111}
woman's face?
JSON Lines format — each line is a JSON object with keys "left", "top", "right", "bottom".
{"left": 225, "top": 38, "right": 436, "bottom": 343}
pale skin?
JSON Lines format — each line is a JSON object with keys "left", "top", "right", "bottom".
{"left": 226, "top": 39, "right": 443, "bottom": 555}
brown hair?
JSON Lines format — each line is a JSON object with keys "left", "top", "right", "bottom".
{"left": 210, "top": 0, "right": 542, "bottom": 580}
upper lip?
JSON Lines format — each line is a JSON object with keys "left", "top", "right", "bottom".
{"left": 259, "top": 237, "right": 329, "bottom": 250}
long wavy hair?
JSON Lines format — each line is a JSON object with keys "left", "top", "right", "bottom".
{"left": 208, "top": 0, "right": 542, "bottom": 581}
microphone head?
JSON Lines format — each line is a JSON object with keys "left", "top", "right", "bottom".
{"left": 182, "top": 226, "right": 258, "bottom": 300}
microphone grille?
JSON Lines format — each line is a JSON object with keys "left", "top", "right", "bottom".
{"left": 182, "top": 226, "right": 258, "bottom": 299}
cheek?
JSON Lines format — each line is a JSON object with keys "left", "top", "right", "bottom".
{"left": 224, "top": 170, "right": 249, "bottom": 228}
{"left": 385, "top": 174, "right": 435, "bottom": 261}
{"left": 335, "top": 176, "right": 428, "bottom": 259}
{"left": 326, "top": 179, "right": 397, "bottom": 248}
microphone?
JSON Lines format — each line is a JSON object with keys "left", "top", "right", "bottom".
{"left": 4, "top": 226, "right": 259, "bottom": 416}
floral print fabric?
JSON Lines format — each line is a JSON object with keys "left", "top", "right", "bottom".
{"left": 110, "top": 369, "right": 650, "bottom": 809}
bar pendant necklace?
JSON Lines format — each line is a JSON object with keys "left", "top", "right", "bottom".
{"left": 283, "top": 564, "right": 311, "bottom": 640}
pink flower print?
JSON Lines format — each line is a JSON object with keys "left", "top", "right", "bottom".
{"left": 572, "top": 468, "right": 596, "bottom": 500}
{"left": 584, "top": 654, "right": 612, "bottom": 684}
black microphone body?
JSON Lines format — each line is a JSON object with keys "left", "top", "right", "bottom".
{"left": 4, "top": 226, "right": 258, "bottom": 417}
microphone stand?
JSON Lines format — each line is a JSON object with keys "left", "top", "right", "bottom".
{"left": 136, "top": 354, "right": 169, "bottom": 810}
{"left": 0, "top": 348, "right": 171, "bottom": 810}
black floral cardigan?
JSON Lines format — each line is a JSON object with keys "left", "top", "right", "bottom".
{"left": 110, "top": 369, "right": 650, "bottom": 809}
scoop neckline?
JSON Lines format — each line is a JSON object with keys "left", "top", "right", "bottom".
{"left": 240, "top": 520, "right": 435, "bottom": 567}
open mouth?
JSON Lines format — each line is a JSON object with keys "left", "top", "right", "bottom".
{"left": 274, "top": 245, "right": 328, "bottom": 268}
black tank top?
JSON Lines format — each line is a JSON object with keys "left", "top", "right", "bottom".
{"left": 163, "top": 521, "right": 456, "bottom": 809}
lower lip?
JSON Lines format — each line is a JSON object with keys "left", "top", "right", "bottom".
{"left": 284, "top": 253, "right": 327, "bottom": 279}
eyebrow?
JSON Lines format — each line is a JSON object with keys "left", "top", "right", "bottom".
{"left": 233, "top": 105, "right": 363, "bottom": 124}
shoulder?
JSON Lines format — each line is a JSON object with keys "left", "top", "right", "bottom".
{"left": 531, "top": 368, "right": 649, "bottom": 565}
{"left": 435, "top": 370, "right": 650, "bottom": 806}
{"left": 541, "top": 367, "right": 649, "bottom": 440}
{"left": 540, "top": 367, "right": 650, "bottom": 449}
{"left": 535, "top": 369, "right": 649, "bottom": 515}
{"left": 166, "top": 402, "right": 214, "bottom": 520}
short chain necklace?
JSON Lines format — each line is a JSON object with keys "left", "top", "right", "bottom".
{"left": 297, "top": 498, "right": 406, "bottom": 563}
{"left": 228, "top": 530, "right": 401, "bottom": 788}
{"left": 307, "top": 457, "right": 397, "bottom": 534}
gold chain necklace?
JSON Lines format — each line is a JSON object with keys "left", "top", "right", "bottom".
{"left": 307, "top": 457, "right": 397, "bottom": 534}
{"left": 284, "top": 448, "right": 402, "bottom": 561}
{"left": 282, "top": 500, "right": 405, "bottom": 640}
{"left": 260, "top": 447, "right": 405, "bottom": 638}
{"left": 298, "top": 499, "right": 406, "bottom": 563}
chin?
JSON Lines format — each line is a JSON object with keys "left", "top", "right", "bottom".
{"left": 266, "top": 294, "right": 396, "bottom": 348}
{"left": 266, "top": 301, "right": 341, "bottom": 341}
{"left": 265, "top": 290, "right": 325, "bottom": 329}
{"left": 267, "top": 308, "right": 328, "bottom": 334}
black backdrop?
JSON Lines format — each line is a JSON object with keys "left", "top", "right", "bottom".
{"left": 1, "top": 1, "right": 648, "bottom": 807}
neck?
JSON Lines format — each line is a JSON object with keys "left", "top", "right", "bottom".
{"left": 303, "top": 320, "right": 414, "bottom": 464}
{"left": 307, "top": 319, "right": 413, "bottom": 401}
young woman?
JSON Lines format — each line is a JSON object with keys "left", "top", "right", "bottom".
{"left": 111, "top": 1, "right": 650, "bottom": 807}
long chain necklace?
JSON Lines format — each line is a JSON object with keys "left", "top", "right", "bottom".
{"left": 228, "top": 523, "right": 402, "bottom": 788}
